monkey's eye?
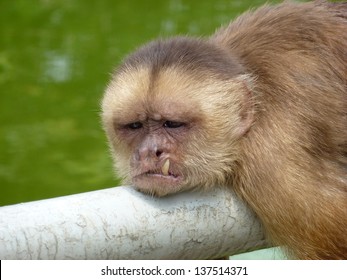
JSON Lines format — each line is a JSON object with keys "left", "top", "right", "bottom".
{"left": 163, "top": 121, "right": 185, "bottom": 129}
{"left": 125, "top": 122, "right": 143, "bottom": 130}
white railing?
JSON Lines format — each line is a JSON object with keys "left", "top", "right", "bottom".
{"left": 0, "top": 186, "right": 268, "bottom": 259}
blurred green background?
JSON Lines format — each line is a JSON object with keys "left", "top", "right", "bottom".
{"left": 0, "top": 0, "right": 290, "bottom": 259}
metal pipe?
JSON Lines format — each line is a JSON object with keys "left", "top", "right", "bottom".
{"left": 0, "top": 186, "right": 267, "bottom": 259}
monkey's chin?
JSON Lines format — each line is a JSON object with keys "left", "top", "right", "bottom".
{"left": 132, "top": 173, "right": 184, "bottom": 197}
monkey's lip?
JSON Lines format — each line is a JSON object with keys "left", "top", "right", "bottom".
{"left": 136, "top": 170, "right": 181, "bottom": 180}
{"left": 145, "top": 168, "right": 179, "bottom": 177}
{"left": 133, "top": 169, "right": 183, "bottom": 186}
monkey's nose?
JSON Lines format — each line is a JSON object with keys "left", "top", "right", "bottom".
{"left": 156, "top": 150, "right": 163, "bottom": 157}
{"left": 137, "top": 146, "right": 163, "bottom": 161}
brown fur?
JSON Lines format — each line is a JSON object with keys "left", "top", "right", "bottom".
{"left": 102, "top": 1, "right": 347, "bottom": 259}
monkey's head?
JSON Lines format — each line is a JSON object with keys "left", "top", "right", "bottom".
{"left": 102, "top": 37, "right": 254, "bottom": 196}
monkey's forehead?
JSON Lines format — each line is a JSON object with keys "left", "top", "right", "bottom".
{"left": 105, "top": 63, "right": 238, "bottom": 105}
{"left": 116, "top": 36, "right": 245, "bottom": 80}
{"left": 103, "top": 66, "right": 206, "bottom": 121}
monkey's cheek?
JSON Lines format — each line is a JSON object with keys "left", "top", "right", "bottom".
{"left": 132, "top": 174, "right": 184, "bottom": 197}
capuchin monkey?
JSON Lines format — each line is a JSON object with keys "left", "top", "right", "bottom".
{"left": 102, "top": 1, "right": 347, "bottom": 259}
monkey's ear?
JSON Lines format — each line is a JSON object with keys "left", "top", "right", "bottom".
{"left": 234, "top": 75, "right": 255, "bottom": 137}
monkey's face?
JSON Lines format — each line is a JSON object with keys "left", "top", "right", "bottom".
{"left": 101, "top": 37, "right": 255, "bottom": 196}
{"left": 102, "top": 64, "right": 253, "bottom": 196}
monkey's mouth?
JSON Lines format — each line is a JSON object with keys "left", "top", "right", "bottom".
{"left": 137, "top": 159, "right": 180, "bottom": 178}
{"left": 132, "top": 158, "right": 185, "bottom": 196}
{"left": 141, "top": 167, "right": 180, "bottom": 179}
{"left": 133, "top": 159, "right": 183, "bottom": 185}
